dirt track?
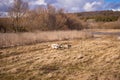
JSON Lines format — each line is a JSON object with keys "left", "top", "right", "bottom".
{"left": 0, "top": 38, "right": 120, "bottom": 80}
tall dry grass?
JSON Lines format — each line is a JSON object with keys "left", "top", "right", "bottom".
{"left": 102, "top": 21, "right": 120, "bottom": 29}
{"left": 87, "top": 21, "right": 120, "bottom": 29}
{"left": 0, "top": 31, "right": 93, "bottom": 48}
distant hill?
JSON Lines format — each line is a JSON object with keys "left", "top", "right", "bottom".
{"left": 76, "top": 10, "right": 120, "bottom": 22}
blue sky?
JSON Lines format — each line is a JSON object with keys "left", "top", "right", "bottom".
{"left": 0, "top": 0, "right": 120, "bottom": 12}
{"left": 105, "top": 0, "right": 120, "bottom": 2}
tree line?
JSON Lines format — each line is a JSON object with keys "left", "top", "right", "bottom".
{"left": 0, "top": 0, "right": 83, "bottom": 33}
{"left": 77, "top": 11, "right": 120, "bottom": 22}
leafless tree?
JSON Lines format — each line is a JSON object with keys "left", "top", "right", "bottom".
{"left": 8, "top": 0, "right": 28, "bottom": 32}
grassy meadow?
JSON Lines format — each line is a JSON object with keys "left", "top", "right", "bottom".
{"left": 0, "top": 1, "right": 120, "bottom": 79}
{"left": 0, "top": 30, "right": 93, "bottom": 48}
{"left": 0, "top": 30, "right": 120, "bottom": 80}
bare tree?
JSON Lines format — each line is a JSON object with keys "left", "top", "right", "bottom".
{"left": 8, "top": 0, "right": 28, "bottom": 32}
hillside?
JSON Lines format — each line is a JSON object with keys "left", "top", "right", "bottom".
{"left": 0, "top": 38, "right": 120, "bottom": 80}
{"left": 77, "top": 10, "right": 120, "bottom": 22}
{"left": 77, "top": 10, "right": 120, "bottom": 17}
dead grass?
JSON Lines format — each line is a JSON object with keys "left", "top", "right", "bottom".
{"left": 102, "top": 21, "right": 120, "bottom": 29}
{"left": 87, "top": 21, "right": 120, "bottom": 29}
{"left": 0, "top": 38, "right": 120, "bottom": 80}
{"left": 89, "top": 29, "right": 120, "bottom": 33}
{"left": 0, "top": 30, "right": 93, "bottom": 48}
{"left": 89, "top": 29, "right": 120, "bottom": 40}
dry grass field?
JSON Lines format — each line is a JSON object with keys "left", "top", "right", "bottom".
{"left": 0, "top": 1, "right": 120, "bottom": 79}
{"left": 0, "top": 37, "right": 120, "bottom": 80}
{"left": 0, "top": 31, "right": 93, "bottom": 48}
{"left": 89, "top": 29, "right": 120, "bottom": 33}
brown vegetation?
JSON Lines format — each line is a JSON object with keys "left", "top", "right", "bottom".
{"left": 77, "top": 10, "right": 120, "bottom": 22}
{"left": 86, "top": 20, "right": 120, "bottom": 29}
{"left": 0, "top": 1, "right": 83, "bottom": 32}
{"left": 0, "top": 38, "right": 120, "bottom": 80}
{"left": 8, "top": 0, "right": 28, "bottom": 32}
{"left": 0, "top": 31, "right": 93, "bottom": 48}
{"left": 0, "top": 1, "right": 120, "bottom": 80}
{"left": 1, "top": 1, "right": 120, "bottom": 33}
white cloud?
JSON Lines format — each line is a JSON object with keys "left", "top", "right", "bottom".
{"left": 51, "top": 0, "right": 104, "bottom": 12}
{"left": 83, "top": 1, "right": 102, "bottom": 11}
{"left": 112, "top": 8, "right": 120, "bottom": 11}
{"left": 1, "top": 0, "right": 120, "bottom": 12}
{"left": 0, "top": 0, "right": 13, "bottom": 5}
{"left": 71, "top": 7, "right": 80, "bottom": 12}
{"left": 29, "top": 0, "right": 47, "bottom": 6}
{"left": 54, "top": 0, "right": 86, "bottom": 12}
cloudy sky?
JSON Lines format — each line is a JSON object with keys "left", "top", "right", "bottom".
{"left": 0, "top": 0, "right": 120, "bottom": 12}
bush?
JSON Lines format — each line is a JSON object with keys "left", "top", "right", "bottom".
{"left": 0, "top": 5, "right": 83, "bottom": 33}
{"left": 65, "top": 14, "right": 83, "bottom": 30}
